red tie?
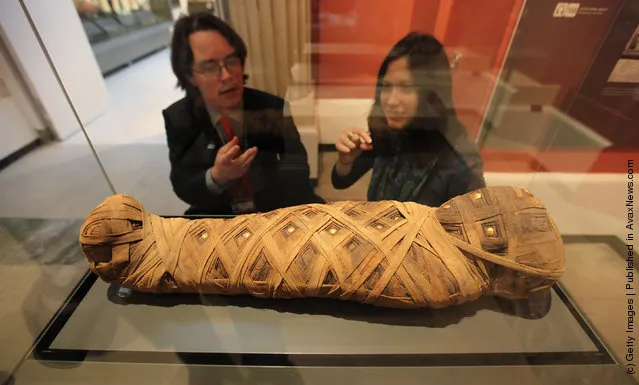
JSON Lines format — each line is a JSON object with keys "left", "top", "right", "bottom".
{"left": 219, "top": 117, "right": 234, "bottom": 142}
{"left": 219, "top": 117, "right": 253, "bottom": 204}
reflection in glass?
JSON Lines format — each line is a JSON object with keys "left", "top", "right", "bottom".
{"left": 75, "top": 0, "right": 166, "bottom": 45}
{"left": 332, "top": 33, "right": 485, "bottom": 206}
{"left": 2, "top": 0, "right": 638, "bottom": 383}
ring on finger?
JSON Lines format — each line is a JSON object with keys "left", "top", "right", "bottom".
{"left": 348, "top": 131, "right": 364, "bottom": 144}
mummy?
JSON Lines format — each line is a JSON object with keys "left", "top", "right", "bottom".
{"left": 79, "top": 186, "right": 564, "bottom": 309}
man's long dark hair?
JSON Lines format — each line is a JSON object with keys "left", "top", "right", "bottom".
{"left": 170, "top": 12, "right": 248, "bottom": 99}
{"left": 368, "top": 32, "right": 470, "bottom": 159}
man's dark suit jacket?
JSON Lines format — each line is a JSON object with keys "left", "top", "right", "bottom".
{"left": 163, "top": 87, "right": 324, "bottom": 215}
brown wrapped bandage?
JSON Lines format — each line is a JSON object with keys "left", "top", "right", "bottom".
{"left": 79, "top": 186, "right": 564, "bottom": 309}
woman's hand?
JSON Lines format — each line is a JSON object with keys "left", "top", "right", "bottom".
{"left": 335, "top": 128, "right": 373, "bottom": 165}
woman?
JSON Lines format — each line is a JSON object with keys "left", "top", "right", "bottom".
{"left": 331, "top": 32, "right": 486, "bottom": 207}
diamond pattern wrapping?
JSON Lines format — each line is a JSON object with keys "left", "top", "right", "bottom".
{"left": 79, "top": 186, "right": 564, "bottom": 308}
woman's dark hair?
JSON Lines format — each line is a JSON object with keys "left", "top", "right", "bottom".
{"left": 368, "top": 32, "right": 466, "bottom": 158}
{"left": 170, "top": 12, "right": 247, "bottom": 98}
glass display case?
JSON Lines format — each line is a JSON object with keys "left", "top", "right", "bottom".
{"left": 0, "top": 0, "right": 637, "bottom": 384}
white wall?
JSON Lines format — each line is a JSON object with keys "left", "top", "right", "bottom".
{"left": 0, "top": 38, "right": 41, "bottom": 159}
{"left": 0, "top": 98, "right": 38, "bottom": 159}
{"left": 486, "top": 172, "right": 627, "bottom": 239}
{"left": 0, "top": 0, "right": 109, "bottom": 140}
{"left": 23, "top": 0, "right": 109, "bottom": 136}
{"left": 316, "top": 98, "right": 373, "bottom": 144}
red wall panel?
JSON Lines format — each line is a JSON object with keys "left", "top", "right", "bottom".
{"left": 317, "top": 0, "right": 416, "bottom": 98}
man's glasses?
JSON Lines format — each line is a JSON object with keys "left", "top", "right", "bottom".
{"left": 193, "top": 55, "right": 242, "bottom": 78}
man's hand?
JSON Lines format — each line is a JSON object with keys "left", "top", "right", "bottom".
{"left": 210, "top": 137, "right": 258, "bottom": 186}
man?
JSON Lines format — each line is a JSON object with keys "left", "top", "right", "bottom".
{"left": 163, "top": 12, "right": 323, "bottom": 215}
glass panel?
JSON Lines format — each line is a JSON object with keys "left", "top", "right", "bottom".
{"left": 0, "top": 1, "right": 115, "bottom": 382}
{"left": 479, "top": 2, "right": 638, "bottom": 382}
{"left": 3, "top": 1, "right": 637, "bottom": 384}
